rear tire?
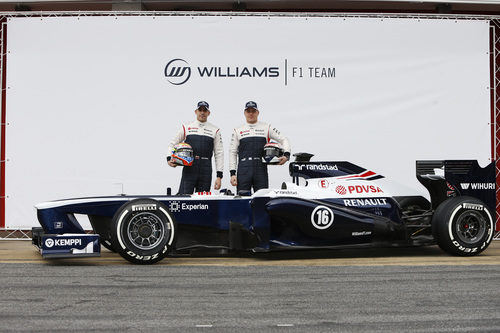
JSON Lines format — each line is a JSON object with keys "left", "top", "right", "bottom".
{"left": 432, "top": 196, "right": 494, "bottom": 256}
{"left": 110, "top": 199, "right": 176, "bottom": 264}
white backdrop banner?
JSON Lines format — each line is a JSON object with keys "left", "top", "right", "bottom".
{"left": 4, "top": 15, "right": 491, "bottom": 228}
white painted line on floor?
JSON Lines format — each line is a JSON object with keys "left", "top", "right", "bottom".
{"left": 195, "top": 324, "right": 213, "bottom": 328}
{"left": 277, "top": 323, "right": 294, "bottom": 327}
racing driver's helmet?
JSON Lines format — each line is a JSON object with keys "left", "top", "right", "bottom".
{"left": 171, "top": 143, "right": 194, "bottom": 166}
{"left": 262, "top": 142, "right": 284, "bottom": 164}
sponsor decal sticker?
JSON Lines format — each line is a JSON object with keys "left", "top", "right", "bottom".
{"left": 352, "top": 231, "right": 372, "bottom": 236}
{"left": 274, "top": 190, "right": 298, "bottom": 195}
{"left": 347, "top": 185, "right": 383, "bottom": 194}
{"left": 168, "top": 201, "right": 208, "bottom": 212}
{"left": 343, "top": 198, "right": 388, "bottom": 207}
{"left": 460, "top": 183, "right": 495, "bottom": 190}
{"left": 169, "top": 201, "right": 180, "bottom": 213}
{"left": 318, "top": 179, "right": 329, "bottom": 189}
{"left": 335, "top": 184, "right": 383, "bottom": 195}
{"left": 295, "top": 164, "right": 338, "bottom": 171}
{"left": 45, "top": 238, "right": 82, "bottom": 247}
{"left": 181, "top": 203, "right": 209, "bottom": 211}
{"left": 311, "top": 206, "right": 335, "bottom": 230}
{"left": 336, "top": 185, "right": 347, "bottom": 195}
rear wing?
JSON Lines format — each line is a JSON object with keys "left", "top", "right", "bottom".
{"left": 416, "top": 160, "right": 495, "bottom": 213}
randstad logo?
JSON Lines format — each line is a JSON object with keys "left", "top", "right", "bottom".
{"left": 164, "top": 58, "right": 191, "bottom": 85}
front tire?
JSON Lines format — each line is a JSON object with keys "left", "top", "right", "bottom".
{"left": 432, "top": 196, "right": 494, "bottom": 256}
{"left": 111, "top": 199, "right": 176, "bottom": 264}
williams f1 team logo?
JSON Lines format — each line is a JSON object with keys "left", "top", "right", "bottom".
{"left": 164, "top": 58, "right": 191, "bottom": 85}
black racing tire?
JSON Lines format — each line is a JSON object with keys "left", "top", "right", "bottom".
{"left": 89, "top": 215, "right": 117, "bottom": 253}
{"left": 432, "top": 196, "right": 494, "bottom": 256}
{"left": 101, "top": 239, "right": 117, "bottom": 253}
{"left": 110, "top": 199, "right": 176, "bottom": 264}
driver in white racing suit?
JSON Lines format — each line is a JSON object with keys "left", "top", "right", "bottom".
{"left": 229, "top": 101, "right": 290, "bottom": 194}
{"left": 167, "top": 101, "right": 224, "bottom": 194}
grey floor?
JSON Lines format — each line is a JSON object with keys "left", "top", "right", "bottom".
{"left": 0, "top": 264, "right": 499, "bottom": 332}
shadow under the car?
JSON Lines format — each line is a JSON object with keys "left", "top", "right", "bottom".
{"left": 177, "top": 245, "right": 445, "bottom": 260}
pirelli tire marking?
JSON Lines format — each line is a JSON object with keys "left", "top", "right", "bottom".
{"left": 447, "top": 203, "right": 494, "bottom": 254}
{"left": 115, "top": 202, "right": 175, "bottom": 263}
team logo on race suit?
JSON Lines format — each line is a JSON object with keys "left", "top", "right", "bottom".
{"left": 311, "top": 206, "right": 334, "bottom": 230}
{"left": 164, "top": 58, "right": 191, "bottom": 85}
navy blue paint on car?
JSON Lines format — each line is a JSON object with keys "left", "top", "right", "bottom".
{"left": 31, "top": 158, "right": 496, "bottom": 264}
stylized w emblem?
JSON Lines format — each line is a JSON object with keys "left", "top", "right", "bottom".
{"left": 166, "top": 67, "right": 189, "bottom": 77}
{"left": 164, "top": 58, "right": 191, "bottom": 85}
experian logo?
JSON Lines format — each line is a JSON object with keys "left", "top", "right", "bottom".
{"left": 164, "top": 58, "right": 191, "bottom": 85}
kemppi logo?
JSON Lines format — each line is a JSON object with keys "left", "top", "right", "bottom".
{"left": 164, "top": 58, "right": 191, "bottom": 85}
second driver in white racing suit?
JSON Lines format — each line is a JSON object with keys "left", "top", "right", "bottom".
{"left": 229, "top": 101, "right": 290, "bottom": 194}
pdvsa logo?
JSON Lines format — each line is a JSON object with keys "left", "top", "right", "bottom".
{"left": 164, "top": 58, "right": 191, "bottom": 85}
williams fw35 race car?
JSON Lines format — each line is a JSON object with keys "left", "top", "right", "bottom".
{"left": 32, "top": 154, "right": 496, "bottom": 264}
